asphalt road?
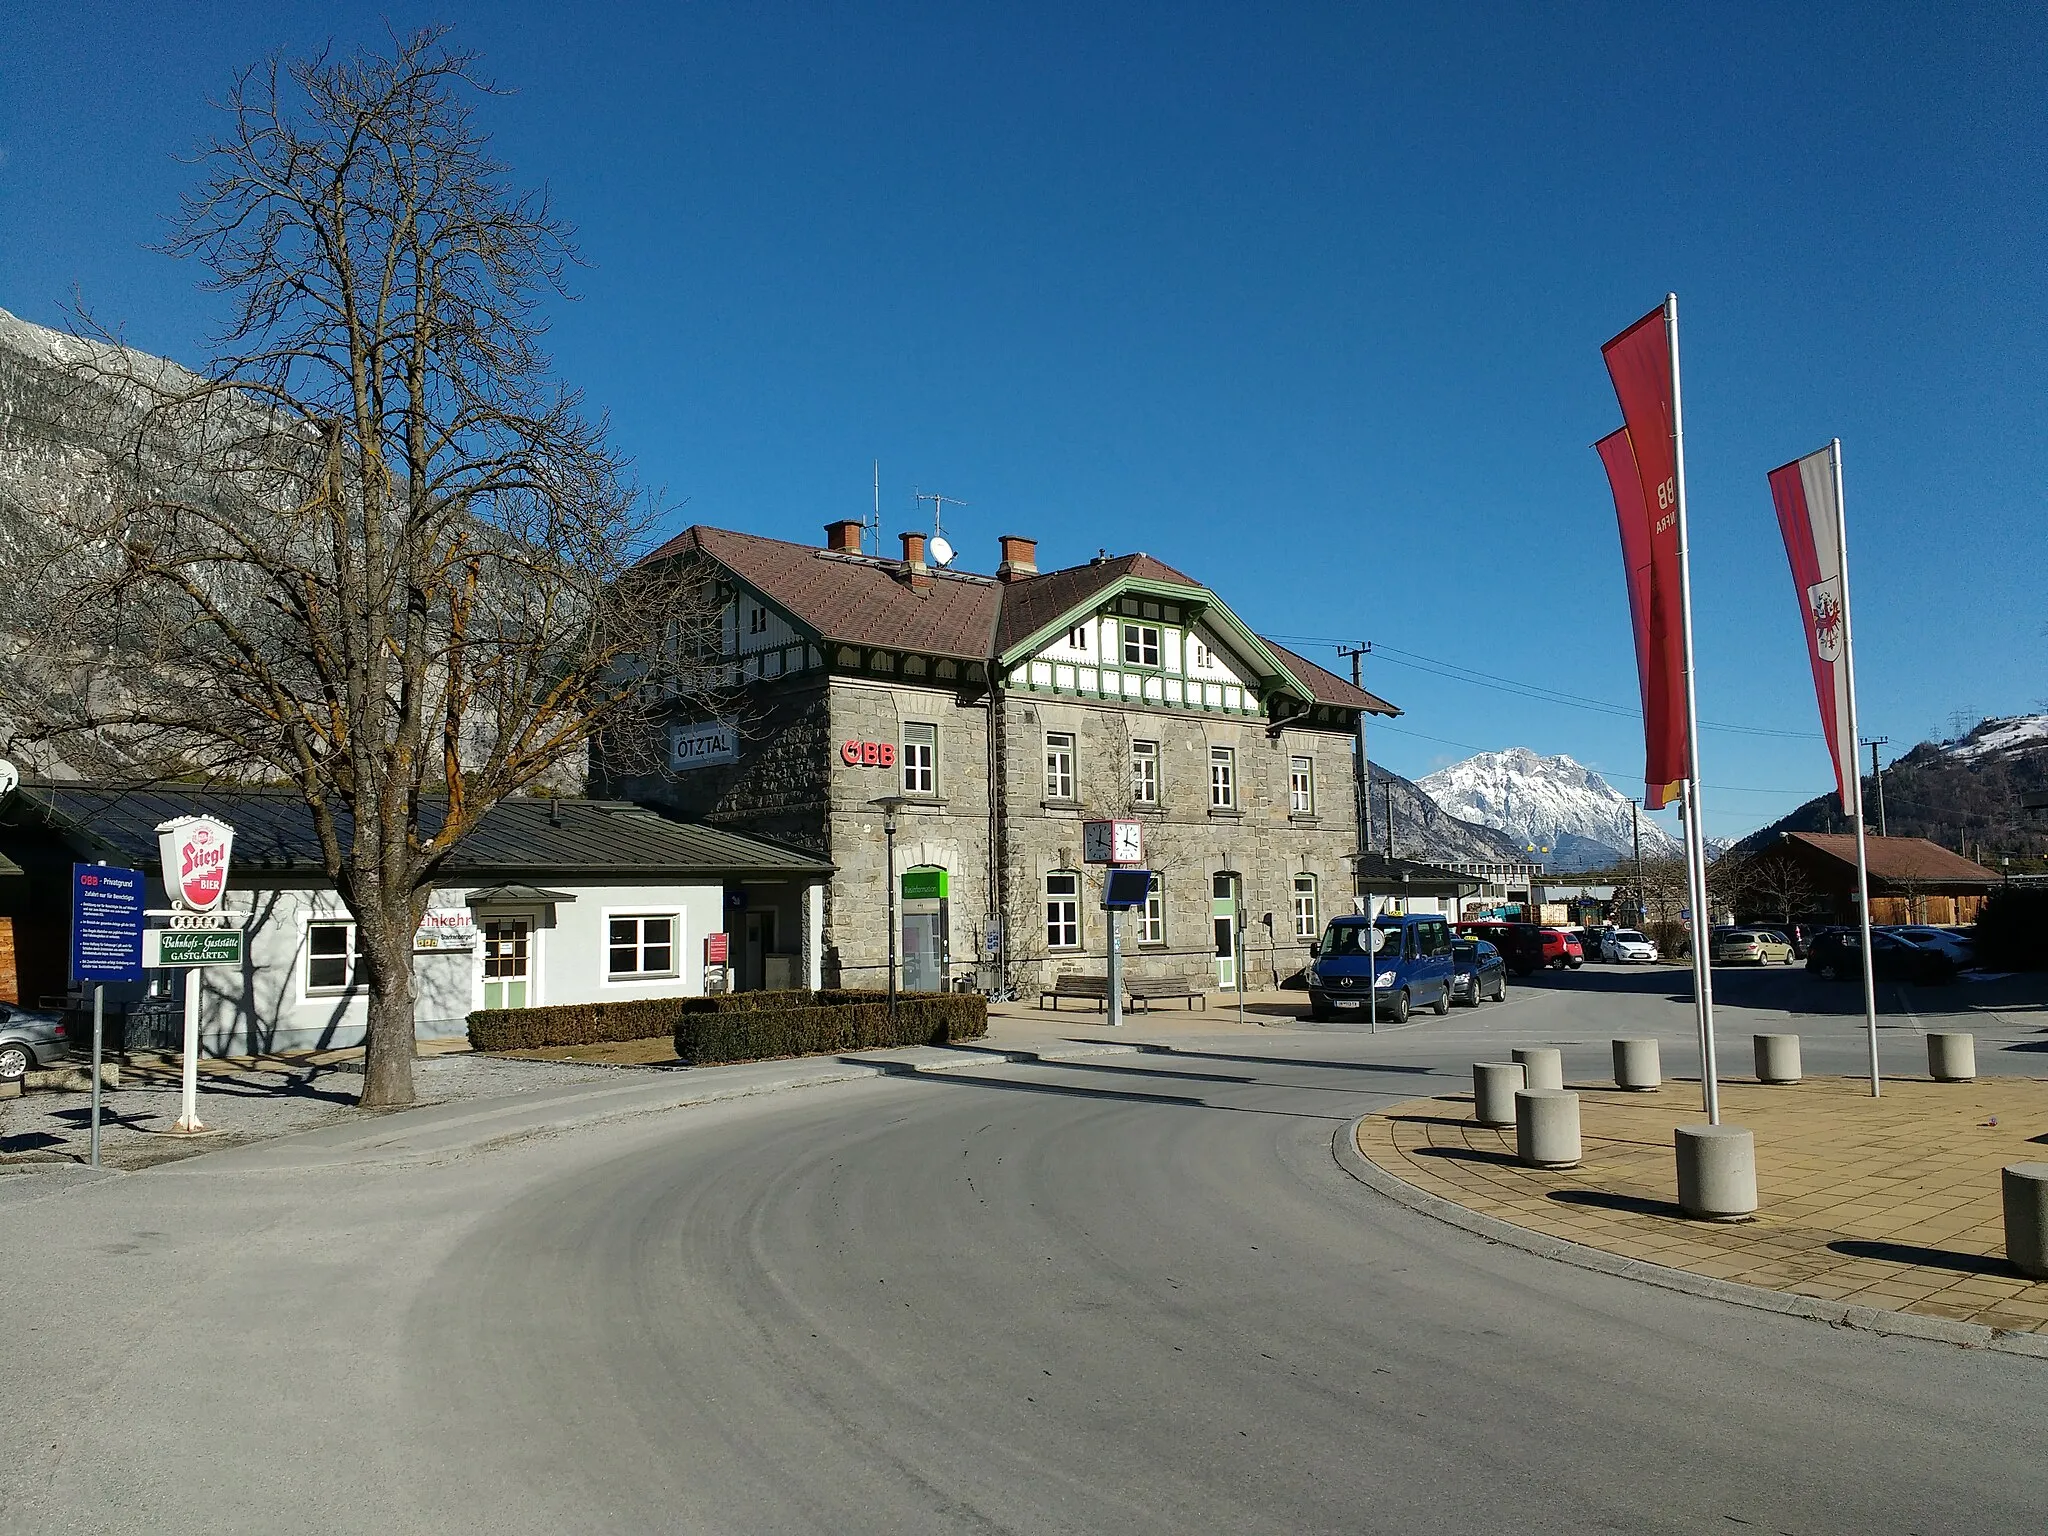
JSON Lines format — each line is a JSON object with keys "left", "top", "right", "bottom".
{"left": 5, "top": 965, "right": 2045, "bottom": 1534}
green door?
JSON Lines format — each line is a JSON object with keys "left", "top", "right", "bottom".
{"left": 482, "top": 917, "right": 531, "bottom": 1009}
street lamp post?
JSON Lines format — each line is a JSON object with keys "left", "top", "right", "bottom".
{"left": 870, "top": 796, "right": 909, "bottom": 1018}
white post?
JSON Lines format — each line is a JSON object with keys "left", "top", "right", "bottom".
{"left": 89, "top": 982, "right": 104, "bottom": 1168}
{"left": 173, "top": 966, "right": 207, "bottom": 1134}
{"left": 1831, "top": 440, "right": 1882, "bottom": 1096}
{"left": 1666, "top": 293, "right": 1721, "bottom": 1125}
{"left": 1107, "top": 899, "right": 1124, "bottom": 1028}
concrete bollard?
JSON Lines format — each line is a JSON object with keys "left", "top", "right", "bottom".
{"left": 1511, "top": 1046, "right": 1564, "bottom": 1092}
{"left": 1676, "top": 1124, "right": 1758, "bottom": 1220}
{"left": 1927, "top": 1032, "right": 1976, "bottom": 1082}
{"left": 1472, "top": 1062, "right": 1525, "bottom": 1128}
{"left": 2003, "top": 1165, "right": 2048, "bottom": 1280}
{"left": 1612, "top": 1038, "right": 1661, "bottom": 1092}
{"left": 1753, "top": 1033, "right": 1801, "bottom": 1085}
{"left": 1516, "top": 1089, "right": 1581, "bottom": 1169}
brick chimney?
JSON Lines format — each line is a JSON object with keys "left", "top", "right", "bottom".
{"left": 997, "top": 534, "right": 1038, "bottom": 582}
{"left": 824, "top": 519, "right": 863, "bottom": 554}
{"left": 900, "top": 530, "right": 931, "bottom": 588}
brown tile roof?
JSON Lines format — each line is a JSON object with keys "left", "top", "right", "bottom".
{"left": 1261, "top": 639, "right": 1400, "bottom": 717}
{"left": 992, "top": 553, "right": 1203, "bottom": 654}
{"left": 1781, "top": 833, "right": 2000, "bottom": 886}
{"left": 644, "top": 525, "right": 1401, "bottom": 716}
{"left": 642, "top": 526, "right": 1002, "bottom": 661}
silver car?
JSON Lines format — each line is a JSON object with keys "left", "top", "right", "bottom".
{"left": 1601, "top": 929, "right": 1661, "bottom": 963}
{"left": 0, "top": 1003, "right": 68, "bottom": 1081}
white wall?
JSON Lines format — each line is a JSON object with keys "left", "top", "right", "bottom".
{"left": 191, "top": 877, "right": 730, "bottom": 1055}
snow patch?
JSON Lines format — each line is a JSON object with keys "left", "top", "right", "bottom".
{"left": 1946, "top": 714, "right": 2048, "bottom": 762}
{"left": 1417, "top": 748, "right": 1682, "bottom": 871}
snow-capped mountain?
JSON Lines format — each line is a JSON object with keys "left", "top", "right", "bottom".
{"left": 1945, "top": 714, "right": 2048, "bottom": 762}
{"left": 1417, "top": 748, "right": 1680, "bottom": 872}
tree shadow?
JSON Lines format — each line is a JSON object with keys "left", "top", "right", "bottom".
{"left": 874, "top": 1062, "right": 1351, "bottom": 1123}
{"left": 1827, "top": 1239, "right": 2019, "bottom": 1278}
{"left": 1412, "top": 1144, "right": 1519, "bottom": 1168}
{"left": 0, "top": 1131, "right": 68, "bottom": 1153}
{"left": 1143, "top": 1047, "right": 1439, "bottom": 1077}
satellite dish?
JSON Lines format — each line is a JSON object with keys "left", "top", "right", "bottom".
{"left": 0, "top": 759, "right": 17, "bottom": 800}
{"left": 928, "top": 535, "right": 955, "bottom": 568}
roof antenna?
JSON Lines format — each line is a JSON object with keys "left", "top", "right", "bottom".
{"left": 866, "top": 460, "right": 882, "bottom": 552}
{"left": 548, "top": 796, "right": 560, "bottom": 827}
{"left": 916, "top": 490, "right": 966, "bottom": 567}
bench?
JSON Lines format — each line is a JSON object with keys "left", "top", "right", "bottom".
{"left": 1040, "top": 974, "right": 1111, "bottom": 1011}
{"left": 1125, "top": 976, "right": 1204, "bottom": 1012}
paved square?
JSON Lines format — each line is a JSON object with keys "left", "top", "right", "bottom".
{"left": 1359, "top": 1072, "right": 2048, "bottom": 1333}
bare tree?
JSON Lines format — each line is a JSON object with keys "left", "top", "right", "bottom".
{"left": 1, "top": 32, "right": 716, "bottom": 1106}
{"left": 1745, "top": 854, "right": 1816, "bottom": 925}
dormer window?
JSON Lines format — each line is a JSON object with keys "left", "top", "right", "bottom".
{"left": 1123, "top": 624, "right": 1161, "bottom": 668}
{"left": 748, "top": 606, "right": 768, "bottom": 635}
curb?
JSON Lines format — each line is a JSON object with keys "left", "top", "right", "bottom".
{"left": 1332, "top": 1113, "right": 2048, "bottom": 1363}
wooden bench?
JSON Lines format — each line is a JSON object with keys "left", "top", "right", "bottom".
{"left": 1040, "top": 973, "right": 1111, "bottom": 1011}
{"left": 1125, "top": 976, "right": 1205, "bottom": 1012}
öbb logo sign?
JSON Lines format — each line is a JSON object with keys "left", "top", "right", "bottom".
{"left": 839, "top": 739, "right": 896, "bottom": 768}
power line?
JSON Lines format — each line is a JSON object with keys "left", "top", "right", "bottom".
{"left": 1268, "top": 633, "right": 1826, "bottom": 741}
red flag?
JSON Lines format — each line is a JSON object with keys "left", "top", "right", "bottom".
{"left": 1768, "top": 444, "right": 1857, "bottom": 803}
{"left": 1600, "top": 309, "right": 1686, "bottom": 809}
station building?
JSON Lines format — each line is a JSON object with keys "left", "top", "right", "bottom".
{"left": 611, "top": 522, "right": 1398, "bottom": 996}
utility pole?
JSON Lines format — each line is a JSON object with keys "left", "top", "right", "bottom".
{"left": 1385, "top": 779, "right": 1396, "bottom": 860}
{"left": 1862, "top": 737, "right": 1889, "bottom": 838}
{"left": 1338, "top": 644, "right": 1373, "bottom": 885}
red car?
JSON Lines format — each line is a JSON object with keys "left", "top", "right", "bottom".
{"left": 1539, "top": 928, "right": 1583, "bottom": 970}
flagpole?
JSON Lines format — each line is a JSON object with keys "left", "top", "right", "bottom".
{"left": 1832, "top": 439, "right": 1882, "bottom": 1096}
{"left": 1665, "top": 292, "right": 1721, "bottom": 1125}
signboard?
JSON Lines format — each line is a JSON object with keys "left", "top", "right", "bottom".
{"left": 144, "top": 928, "right": 244, "bottom": 968}
{"left": 984, "top": 921, "right": 1002, "bottom": 957}
{"left": 413, "top": 909, "right": 478, "bottom": 951}
{"left": 839, "top": 739, "right": 897, "bottom": 768}
{"left": 1082, "top": 819, "right": 1142, "bottom": 865}
{"left": 156, "top": 815, "right": 235, "bottom": 914}
{"left": 901, "top": 868, "right": 950, "bottom": 902}
{"left": 705, "top": 931, "right": 730, "bottom": 965}
{"left": 71, "top": 864, "right": 146, "bottom": 983}
{"left": 1102, "top": 868, "right": 1153, "bottom": 910}
{"left": 670, "top": 717, "right": 740, "bottom": 771}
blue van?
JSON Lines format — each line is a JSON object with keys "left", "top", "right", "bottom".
{"left": 1303, "top": 913, "right": 1456, "bottom": 1024}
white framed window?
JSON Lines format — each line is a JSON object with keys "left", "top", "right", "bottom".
{"left": 748, "top": 605, "right": 768, "bottom": 635}
{"left": 903, "top": 721, "right": 937, "bottom": 795}
{"left": 1131, "top": 739, "right": 1159, "bottom": 805}
{"left": 1209, "top": 745, "right": 1236, "bottom": 808}
{"left": 1139, "top": 873, "right": 1165, "bottom": 945}
{"left": 1045, "top": 732, "right": 1076, "bottom": 800}
{"left": 607, "top": 914, "right": 678, "bottom": 979}
{"left": 1067, "top": 624, "right": 1089, "bottom": 650}
{"left": 305, "top": 920, "right": 365, "bottom": 996}
{"left": 1293, "top": 874, "right": 1319, "bottom": 940}
{"left": 1046, "top": 871, "right": 1081, "bottom": 949}
{"left": 1289, "top": 755, "right": 1315, "bottom": 815}
{"left": 1123, "top": 623, "right": 1161, "bottom": 667}
{"left": 1192, "top": 639, "right": 1210, "bottom": 670}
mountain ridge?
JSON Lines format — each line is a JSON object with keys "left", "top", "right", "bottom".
{"left": 1417, "top": 747, "right": 1681, "bottom": 872}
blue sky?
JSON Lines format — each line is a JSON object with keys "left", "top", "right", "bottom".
{"left": 3, "top": 2, "right": 2042, "bottom": 838}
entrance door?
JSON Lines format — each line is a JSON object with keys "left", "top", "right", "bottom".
{"left": 902, "top": 910, "right": 943, "bottom": 992}
{"left": 742, "top": 911, "right": 775, "bottom": 991}
{"left": 1212, "top": 873, "right": 1239, "bottom": 991}
{"left": 482, "top": 917, "right": 531, "bottom": 1009}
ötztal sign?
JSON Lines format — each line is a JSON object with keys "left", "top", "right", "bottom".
{"left": 155, "top": 815, "right": 236, "bottom": 914}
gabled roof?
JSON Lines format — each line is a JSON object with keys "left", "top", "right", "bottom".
{"left": 16, "top": 785, "right": 831, "bottom": 880}
{"left": 993, "top": 553, "right": 1203, "bottom": 654}
{"left": 641, "top": 526, "right": 1002, "bottom": 661}
{"left": 1353, "top": 853, "right": 1481, "bottom": 894}
{"left": 1260, "top": 639, "right": 1399, "bottom": 716}
{"left": 1778, "top": 833, "right": 1998, "bottom": 886}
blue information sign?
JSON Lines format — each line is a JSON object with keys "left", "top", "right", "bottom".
{"left": 71, "top": 863, "right": 146, "bottom": 984}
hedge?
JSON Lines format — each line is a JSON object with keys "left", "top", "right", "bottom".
{"left": 677, "top": 988, "right": 877, "bottom": 1015}
{"left": 675, "top": 992, "right": 987, "bottom": 1066}
{"left": 467, "top": 997, "right": 686, "bottom": 1052}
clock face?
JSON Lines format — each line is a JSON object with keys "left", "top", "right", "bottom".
{"left": 1112, "top": 822, "right": 1143, "bottom": 863}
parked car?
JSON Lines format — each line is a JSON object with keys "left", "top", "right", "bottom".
{"left": 1757, "top": 921, "right": 1816, "bottom": 958}
{"left": 1305, "top": 913, "right": 1456, "bottom": 1024}
{"left": 1539, "top": 928, "right": 1584, "bottom": 969}
{"left": 1806, "top": 929, "right": 1957, "bottom": 985}
{"left": 1456, "top": 920, "right": 1549, "bottom": 978}
{"left": 1449, "top": 939, "right": 1507, "bottom": 1005}
{"left": 1712, "top": 928, "right": 1797, "bottom": 965}
{"left": 1883, "top": 926, "right": 1977, "bottom": 968}
{"left": 0, "top": 1003, "right": 68, "bottom": 1082}
{"left": 1600, "top": 928, "right": 1661, "bottom": 963}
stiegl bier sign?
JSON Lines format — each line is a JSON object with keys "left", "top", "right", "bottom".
{"left": 156, "top": 815, "right": 235, "bottom": 914}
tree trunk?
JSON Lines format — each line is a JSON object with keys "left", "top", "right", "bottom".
{"left": 358, "top": 902, "right": 419, "bottom": 1108}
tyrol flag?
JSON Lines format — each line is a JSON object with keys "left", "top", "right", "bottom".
{"left": 1598, "top": 309, "right": 1686, "bottom": 810}
{"left": 1768, "top": 444, "right": 1859, "bottom": 804}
